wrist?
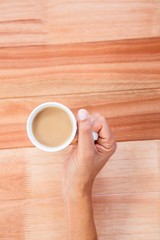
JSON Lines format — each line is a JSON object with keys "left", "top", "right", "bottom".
{"left": 62, "top": 182, "right": 93, "bottom": 201}
{"left": 63, "top": 190, "right": 93, "bottom": 206}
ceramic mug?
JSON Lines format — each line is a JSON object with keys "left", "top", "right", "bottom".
{"left": 26, "top": 102, "right": 98, "bottom": 152}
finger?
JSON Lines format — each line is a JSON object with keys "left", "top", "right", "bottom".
{"left": 77, "top": 109, "right": 95, "bottom": 156}
{"left": 90, "top": 113, "right": 101, "bottom": 130}
{"left": 90, "top": 114, "right": 116, "bottom": 151}
{"left": 91, "top": 114, "right": 112, "bottom": 140}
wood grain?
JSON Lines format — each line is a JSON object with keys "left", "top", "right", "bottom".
{"left": 24, "top": 194, "right": 160, "bottom": 240}
{"left": 0, "top": 196, "right": 159, "bottom": 240}
{"left": 0, "top": 38, "right": 160, "bottom": 99}
{"left": 93, "top": 193, "right": 160, "bottom": 240}
{"left": 0, "top": 1, "right": 160, "bottom": 46}
{"left": 47, "top": 0, "right": 160, "bottom": 44}
{"left": 0, "top": 0, "right": 160, "bottom": 239}
{"left": 0, "top": 200, "right": 24, "bottom": 239}
{"left": 0, "top": 141, "right": 159, "bottom": 200}
{"left": 0, "top": 89, "right": 159, "bottom": 149}
{"left": 0, "top": 141, "right": 159, "bottom": 239}
{"left": 0, "top": 1, "right": 42, "bottom": 23}
{"left": 0, "top": 153, "right": 27, "bottom": 200}
{"left": 0, "top": 0, "right": 47, "bottom": 47}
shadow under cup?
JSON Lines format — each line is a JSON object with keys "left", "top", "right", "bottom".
{"left": 26, "top": 102, "right": 77, "bottom": 152}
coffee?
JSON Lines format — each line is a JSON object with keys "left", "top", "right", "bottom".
{"left": 32, "top": 107, "right": 73, "bottom": 147}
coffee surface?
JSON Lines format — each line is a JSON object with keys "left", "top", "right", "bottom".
{"left": 32, "top": 107, "right": 73, "bottom": 147}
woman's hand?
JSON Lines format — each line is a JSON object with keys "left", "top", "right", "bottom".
{"left": 62, "top": 109, "right": 117, "bottom": 198}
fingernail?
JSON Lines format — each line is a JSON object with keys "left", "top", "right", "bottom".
{"left": 78, "top": 109, "right": 88, "bottom": 120}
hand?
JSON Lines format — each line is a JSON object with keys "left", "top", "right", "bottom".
{"left": 62, "top": 109, "right": 117, "bottom": 198}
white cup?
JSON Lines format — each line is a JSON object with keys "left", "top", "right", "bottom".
{"left": 26, "top": 102, "right": 98, "bottom": 152}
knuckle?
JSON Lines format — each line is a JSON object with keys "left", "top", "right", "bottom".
{"left": 94, "top": 112, "right": 101, "bottom": 117}
{"left": 103, "top": 140, "right": 117, "bottom": 154}
{"left": 107, "top": 135, "right": 114, "bottom": 143}
{"left": 100, "top": 116, "right": 106, "bottom": 123}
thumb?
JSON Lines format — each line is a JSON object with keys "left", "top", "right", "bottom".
{"left": 77, "top": 109, "right": 94, "bottom": 155}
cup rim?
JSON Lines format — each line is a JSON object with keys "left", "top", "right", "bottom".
{"left": 26, "top": 102, "right": 77, "bottom": 152}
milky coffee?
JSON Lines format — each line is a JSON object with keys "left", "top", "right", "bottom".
{"left": 32, "top": 107, "right": 73, "bottom": 147}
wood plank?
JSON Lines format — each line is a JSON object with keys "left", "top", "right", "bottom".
{"left": 0, "top": 38, "right": 160, "bottom": 99}
{"left": 93, "top": 194, "right": 160, "bottom": 240}
{"left": 0, "top": 193, "right": 159, "bottom": 240}
{"left": 0, "top": 153, "right": 27, "bottom": 201}
{"left": 93, "top": 140, "right": 160, "bottom": 196}
{"left": 110, "top": 112, "right": 160, "bottom": 142}
{"left": 0, "top": 1, "right": 160, "bottom": 46}
{"left": 25, "top": 194, "right": 160, "bottom": 240}
{"left": 46, "top": 0, "right": 160, "bottom": 44}
{"left": 0, "top": 89, "right": 159, "bottom": 149}
{"left": 24, "top": 198, "right": 65, "bottom": 240}
{"left": 0, "top": 141, "right": 159, "bottom": 201}
{"left": 1, "top": 61, "right": 160, "bottom": 99}
{"left": 0, "top": 0, "right": 47, "bottom": 47}
{"left": 0, "top": 141, "right": 159, "bottom": 238}
{"left": 1, "top": 38, "right": 160, "bottom": 67}
{"left": 0, "top": 200, "right": 24, "bottom": 239}
{"left": 0, "top": 1, "right": 42, "bottom": 23}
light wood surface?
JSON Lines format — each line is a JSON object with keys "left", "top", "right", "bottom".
{"left": 0, "top": 1, "right": 160, "bottom": 46}
{"left": 0, "top": 0, "right": 160, "bottom": 239}
{"left": 0, "top": 141, "right": 160, "bottom": 239}
{"left": 1, "top": 38, "right": 160, "bottom": 99}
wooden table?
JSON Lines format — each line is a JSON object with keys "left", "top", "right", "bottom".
{"left": 0, "top": 1, "right": 160, "bottom": 239}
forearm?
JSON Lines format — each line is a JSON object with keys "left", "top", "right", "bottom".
{"left": 64, "top": 192, "right": 98, "bottom": 240}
